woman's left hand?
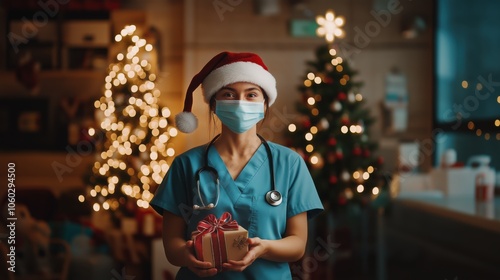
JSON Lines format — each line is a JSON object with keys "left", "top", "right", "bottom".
{"left": 222, "top": 237, "right": 267, "bottom": 272}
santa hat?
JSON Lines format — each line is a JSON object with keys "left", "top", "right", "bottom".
{"left": 175, "top": 51, "right": 277, "bottom": 133}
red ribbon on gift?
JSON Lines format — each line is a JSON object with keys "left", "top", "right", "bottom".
{"left": 193, "top": 212, "right": 239, "bottom": 269}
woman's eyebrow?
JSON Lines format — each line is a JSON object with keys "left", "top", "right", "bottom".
{"left": 244, "top": 87, "right": 262, "bottom": 92}
{"left": 219, "top": 86, "right": 236, "bottom": 91}
{"left": 218, "top": 86, "right": 261, "bottom": 92}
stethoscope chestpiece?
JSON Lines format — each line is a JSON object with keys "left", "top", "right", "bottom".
{"left": 265, "top": 190, "right": 282, "bottom": 206}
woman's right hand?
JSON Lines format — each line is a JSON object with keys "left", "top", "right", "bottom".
{"left": 184, "top": 240, "right": 218, "bottom": 277}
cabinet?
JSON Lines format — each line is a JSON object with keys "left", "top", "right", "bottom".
{"left": 3, "top": 9, "right": 113, "bottom": 72}
{"left": 0, "top": 4, "right": 145, "bottom": 151}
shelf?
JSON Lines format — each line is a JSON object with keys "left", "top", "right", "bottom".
{"left": 0, "top": 70, "right": 107, "bottom": 79}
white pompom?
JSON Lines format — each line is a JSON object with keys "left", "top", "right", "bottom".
{"left": 175, "top": 111, "right": 198, "bottom": 133}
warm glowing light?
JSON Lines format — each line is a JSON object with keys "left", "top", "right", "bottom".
{"left": 345, "top": 188, "right": 353, "bottom": 199}
{"left": 307, "top": 97, "right": 316, "bottom": 105}
{"left": 329, "top": 48, "right": 337, "bottom": 56}
{"left": 372, "top": 187, "right": 380, "bottom": 195}
{"left": 314, "top": 77, "right": 322, "bottom": 84}
{"left": 311, "top": 108, "right": 319, "bottom": 116}
{"left": 367, "top": 166, "right": 374, "bottom": 173}
{"left": 468, "top": 121, "right": 475, "bottom": 130}
{"left": 162, "top": 108, "right": 171, "bottom": 117}
{"left": 357, "top": 184, "right": 364, "bottom": 193}
{"left": 341, "top": 126, "right": 349, "bottom": 134}
{"left": 310, "top": 126, "right": 318, "bottom": 134}
{"left": 362, "top": 172, "right": 370, "bottom": 180}
{"left": 305, "top": 133, "right": 313, "bottom": 141}
{"left": 78, "top": 195, "right": 85, "bottom": 202}
{"left": 355, "top": 93, "right": 363, "bottom": 101}
{"left": 306, "top": 144, "right": 314, "bottom": 152}
{"left": 495, "top": 119, "right": 500, "bottom": 127}
{"left": 353, "top": 171, "right": 360, "bottom": 179}
{"left": 316, "top": 10, "right": 345, "bottom": 43}
{"left": 115, "top": 34, "right": 122, "bottom": 42}
{"left": 288, "top": 124, "right": 297, "bottom": 132}
{"left": 304, "top": 80, "right": 312, "bottom": 87}
{"left": 461, "top": 80, "right": 468, "bottom": 88}
{"left": 93, "top": 203, "right": 100, "bottom": 211}
{"left": 310, "top": 155, "right": 319, "bottom": 165}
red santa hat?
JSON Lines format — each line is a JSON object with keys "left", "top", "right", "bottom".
{"left": 175, "top": 51, "right": 277, "bottom": 133}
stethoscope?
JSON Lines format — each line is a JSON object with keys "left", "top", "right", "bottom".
{"left": 193, "top": 134, "right": 282, "bottom": 210}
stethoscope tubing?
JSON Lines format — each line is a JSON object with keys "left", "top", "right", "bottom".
{"left": 193, "top": 134, "right": 282, "bottom": 209}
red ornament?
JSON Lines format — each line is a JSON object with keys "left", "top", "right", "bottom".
{"left": 340, "top": 114, "right": 350, "bottom": 125}
{"left": 353, "top": 147, "right": 362, "bottom": 156}
{"left": 337, "top": 92, "right": 347, "bottom": 101}
{"left": 338, "top": 196, "right": 347, "bottom": 205}
{"left": 328, "top": 137, "right": 337, "bottom": 146}
{"left": 336, "top": 150, "right": 344, "bottom": 160}
{"left": 329, "top": 175, "right": 338, "bottom": 184}
{"left": 303, "top": 119, "right": 311, "bottom": 128}
{"left": 377, "top": 156, "right": 384, "bottom": 165}
{"left": 327, "top": 152, "right": 336, "bottom": 163}
{"left": 363, "top": 149, "right": 371, "bottom": 158}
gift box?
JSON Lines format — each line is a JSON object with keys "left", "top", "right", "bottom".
{"left": 192, "top": 212, "right": 248, "bottom": 269}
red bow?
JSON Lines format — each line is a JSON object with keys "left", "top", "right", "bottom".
{"left": 193, "top": 212, "right": 239, "bottom": 270}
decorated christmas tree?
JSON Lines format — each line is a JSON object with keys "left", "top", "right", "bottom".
{"left": 286, "top": 43, "right": 385, "bottom": 211}
{"left": 81, "top": 25, "right": 177, "bottom": 216}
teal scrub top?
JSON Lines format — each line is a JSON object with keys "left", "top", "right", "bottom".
{"left": 151, "top": 140, "right": 324, "bottom": 280}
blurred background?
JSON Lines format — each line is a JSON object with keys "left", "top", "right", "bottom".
{"left": 0, "top": 0, "right": 499, "bottom": 279}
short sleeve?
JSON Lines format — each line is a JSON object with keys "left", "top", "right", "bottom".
{"left": 286, "top": 156, "right": 324, "bottom": 220}
{"left": 150, "top": 157, "right": 189, "bottom": 217}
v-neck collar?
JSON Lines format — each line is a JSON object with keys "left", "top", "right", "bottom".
{"left": 207, "top": 143, "right": 268, "bottom": 193}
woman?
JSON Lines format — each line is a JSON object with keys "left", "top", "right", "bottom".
{"left": 151, "top": 52, "right": 323, "bottom": 279}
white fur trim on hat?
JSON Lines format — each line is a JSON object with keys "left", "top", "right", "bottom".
{"left": 175, "top": 111, "right": 198, "bottom": 133}
{"left": 201, "top": 61, "right": 277, "bottom": 106}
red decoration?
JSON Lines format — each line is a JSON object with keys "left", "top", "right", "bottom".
{"left": 377, "top": 156, "right": 384, "bottom": 165}
{"left": 340, "top": 114, "right": 350, "bottom": 125}
{"left": 327, "top": 152, "right": 336, "bottom": 163}
{"left": 336, "top": 150, "right": 344, "bottom": 160}
{"left": 338, "top": 196, "right": 347, "bottom": 205}
{"left": 352, "top": 147, "right": 362, "bottom": 156}
{"left": 302, "top": 119, "right": 311, "bottom": 128}
{"left": 337, "top": 92, "right": 347, "bottom": 101}
{"left": 328, "top": 137, "right": 337, "bottom": 146}
{"left": 329, "top": 175, "right": 338, "bottom": 184}
{"left": 362, "top": 149, "right": 371, "bottom": 158}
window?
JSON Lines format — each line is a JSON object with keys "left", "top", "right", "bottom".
{"left": 434, "top": 0, "right": 500, "bottom": 170}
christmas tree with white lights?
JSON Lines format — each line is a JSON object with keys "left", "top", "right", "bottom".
{"left": 82, "top": 25, "right": 177, "bottom": 215}
{"left": 286, "top": 11, "right": 385, "bottom": 211}
{"left": 286, "top": 45, "right": 385, "bottom": 210}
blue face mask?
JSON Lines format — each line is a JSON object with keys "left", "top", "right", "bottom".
{"left": 215, "top": 100, "right": 265, "bottom": 134}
